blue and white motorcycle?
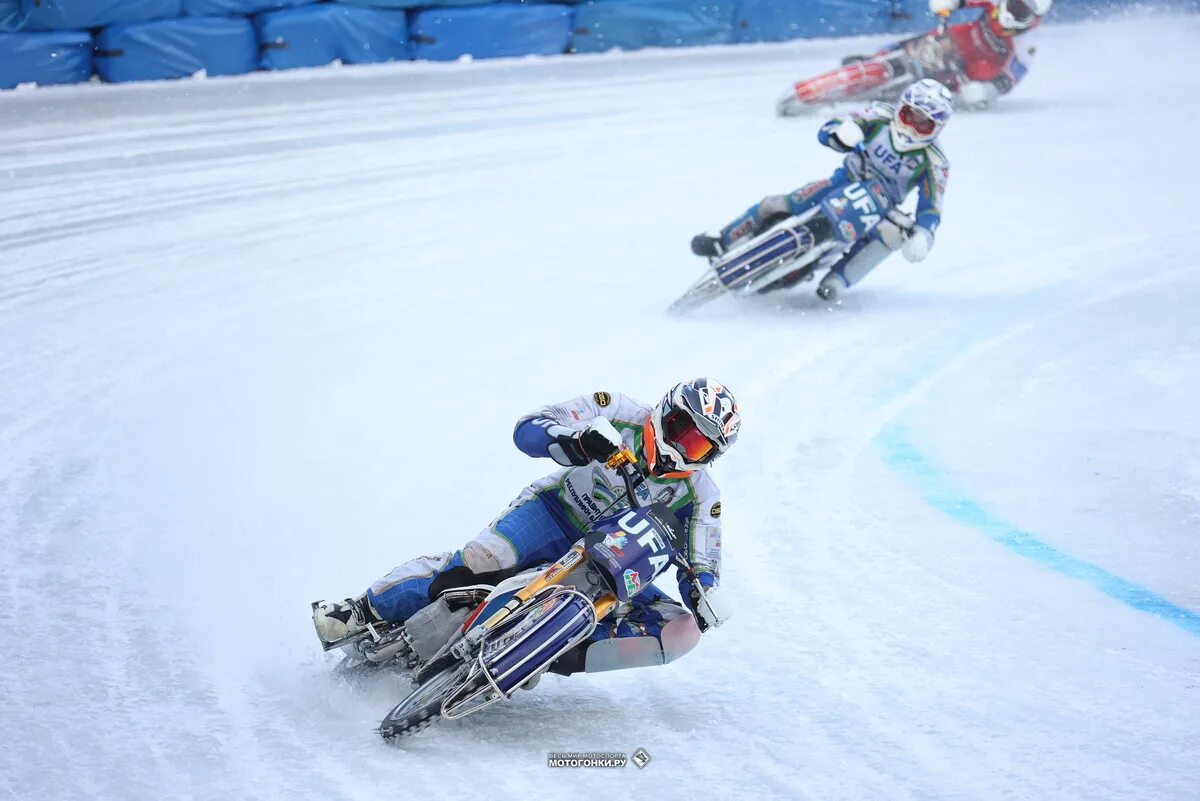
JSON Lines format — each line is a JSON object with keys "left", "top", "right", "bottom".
{"left": 326, "top": 445, "right": 722, "bottom": 740}
{"left": 669, "top": 175, "right": 905, "bottom": 314}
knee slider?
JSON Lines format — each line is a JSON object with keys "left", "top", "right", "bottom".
{"left": 462, "top": 541, "right": 505, "bottom": 573}
{"left": 759, "top": 194, "right": 791, "bottom": 218}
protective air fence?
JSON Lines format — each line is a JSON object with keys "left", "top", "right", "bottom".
{"left": 181, "top": 0, "right": 315, "bottom": 15}
{"left": 1, "top": 0, "right": 22, "bottom": 32}
{"left": 94, "top": 17, "right": 258, "bottom": 83}
{"left": 256, "top": 4, "right": 409, "bottom": 70}
{"left": 571, "top": 0, "right": 737, "bottom": 52}
{"left": 734, "top": 0, "right": 912, "bottom": 42}
{"left": 14, "top": 0, "right": 183, "bottom": 30}
{"left": 409, "top": 2, "right": 573, "bottom": 60}
{"left": 0, "top": 29, "right": 90, "bottom": 88}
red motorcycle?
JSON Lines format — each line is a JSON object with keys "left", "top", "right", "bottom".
{"left": 778, "top": 14, "right": 963, "bottom": 115}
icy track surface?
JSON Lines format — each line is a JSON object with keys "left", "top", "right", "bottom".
{"left": 2, "top": 15, "right": 1199, "bottom": 801}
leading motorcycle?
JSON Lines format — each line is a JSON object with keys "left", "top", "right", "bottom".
{"left": 777, "top": 13, "right": 961, "bottom": 116}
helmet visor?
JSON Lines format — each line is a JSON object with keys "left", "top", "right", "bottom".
{"left": 663, "top": 408, "right": 717, "bottom": 465}
{"left": 1005, "top": 0, "right": 1036, "bottom": 23}
{"left": 899, "top": 103, "right": 936, "bottom": 136}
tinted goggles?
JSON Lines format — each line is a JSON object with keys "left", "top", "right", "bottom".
{"left": 663, "top": 408, "right": 718, "bottom": 465}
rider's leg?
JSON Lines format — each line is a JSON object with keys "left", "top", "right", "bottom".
{"left": 724, "top": 178, "right": 836, "bottom": 247}
{"left": 692, "top": 176, "right": 840, "bottom": 258}
{"left": 368, "top": 494, "right": 577, "bottom": 623}
{"left": 314, "top": 493, "right": 577, "bottom": 643}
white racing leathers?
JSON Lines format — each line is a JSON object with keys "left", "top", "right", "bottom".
{"left": 505, "top": 391, "right": 720, "bottom": 580}
{"left": 366, "top": 391, "right": 723, "bottom": 674}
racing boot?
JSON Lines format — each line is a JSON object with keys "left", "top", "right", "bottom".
{"left": 312, "top": 593, "right": 384, "bottom": 647}
{"left": 816, "top": 271, "right": 841, "bottom": 301}
{"left": 690, "top": 233, "right": 726, "bottom": 259}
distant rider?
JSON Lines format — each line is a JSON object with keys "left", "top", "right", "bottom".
{"left": 864, "top": 0, "right": 1049, "bottom": 109}
{"left": 692, "top": 79, "right": 953, "bottom": 300}
{"left": 313, "top": 379, "right": 741, "bottom": 676}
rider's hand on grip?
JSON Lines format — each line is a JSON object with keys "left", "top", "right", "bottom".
{"left": 829, "top": 120, "right": 865, "bottom": 153}
{"left": 928, "top": 0, "right": 960, "bottom": 14}
{"left": 547, "top": 418, "right": 622, "bottom": 467}
{"left": 877, "top": 210, "right": 915, "bottom": 251}
{"left": 688, "top": 584, "right": 720, "bottom": 633}
{"left": 577, "top": 426, "right": 621, "bottom": 464}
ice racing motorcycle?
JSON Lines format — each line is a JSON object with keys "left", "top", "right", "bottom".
{"left": 669, "top": 175, "right": 904, "bottom": 314}
{"left": 777, "top": 15, "right": 960, "bottom": 116}
{"left": 317, "top": 444, "right": 723, "bottom": 740}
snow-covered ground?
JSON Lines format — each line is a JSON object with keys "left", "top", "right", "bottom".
{"left": 2, "top": 14, "right": 1198, "bottom": 800}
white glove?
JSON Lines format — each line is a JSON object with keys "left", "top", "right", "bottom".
{"left": 902, "top": 226, "right": 934, "bottom": 262}
{"left": 876, "top": 211, "right": 915, "bottom": 251}
{"left": 957, "top": 80, "right": 999, "bottom": 110}
{"left": 828, "top": 119, "right": 864, "bottom": 152}
{"left": 929, "top": 0, "right": 960, "bottom": 14}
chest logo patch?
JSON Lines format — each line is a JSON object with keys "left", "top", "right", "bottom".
{"left": 594, "top": 391, "right": 611, "bottom": 407}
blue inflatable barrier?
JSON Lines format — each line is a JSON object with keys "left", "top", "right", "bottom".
{"left": 17, "top": 0, "right": 182, "bottom": 32}
{"left": 328, "top": 0, "right": 424, "bottom": 7}
{"left": 734, "top": 0, "right": 900, "bottom": 43}
{"left": 182, "top": 0, "right": 313, "bottom": 16}
{"left": 571, "top": 0, "right": 735, "bottom": 53}
{"left": 333, "top": 0, "right": 487, "bottom": 7}
{"left": 256, "top": 4, "right": 408, "bottom": 70}
{"left": 1, "top": 0, "right": 23, "bottom": 32}
{"left": 0, "top": 30, "right": 91, "bottom": 89}
{"left": 94, "top": 17, "right": 257, "bottom": 83}
{"left": 1048, "top": 0, "right": 1199, "bottom": 21}
{"left": 410, "top": 3, "right": 573, "bottom": 61}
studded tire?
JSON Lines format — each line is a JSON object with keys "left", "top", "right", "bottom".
{"left": 379, "top": 663, "right": 471, "bottom": 740}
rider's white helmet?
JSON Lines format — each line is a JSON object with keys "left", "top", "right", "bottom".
{"left": 997, "top": 0, "right": 1051, "bottom": 30}
{"left": 891, "top": 79, "right": 954, "bottom": 152}
{"left": 646, "top": 378, "right": 740, "bottom": 476}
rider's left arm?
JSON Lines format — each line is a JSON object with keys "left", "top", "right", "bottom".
{"left": 913, "top": 150, "right": 950, "bottom": 235}
{"left": 675, "top": 491, "right": 722, "bottom": 604}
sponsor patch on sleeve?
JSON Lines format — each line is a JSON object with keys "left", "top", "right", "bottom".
{"left": 710, "top": 501, "right": 721, "bottom": 518}
{"left": 593, "top": 391, "right": 612, "bottom": 408}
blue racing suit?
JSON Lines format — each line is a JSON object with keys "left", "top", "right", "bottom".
{"left": 719, "top": 101, "right": 949, "bottom": 289}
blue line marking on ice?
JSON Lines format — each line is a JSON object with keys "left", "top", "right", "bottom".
{"left": 878, "top": 423, "right": 1200, "bottom": 638}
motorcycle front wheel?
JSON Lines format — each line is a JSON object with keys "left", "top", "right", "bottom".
{"left": 379, "top": 662, "right": 472, "bottom": 740}
{"left": 668, "top": 272, "right": 725, "bottom": 315}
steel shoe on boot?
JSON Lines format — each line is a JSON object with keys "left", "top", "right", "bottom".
{"left": 816, "top": 272, "right": 841, "bottom": 301}
{"left": 312, "top": 594, "right": 383, "bottom": 646}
